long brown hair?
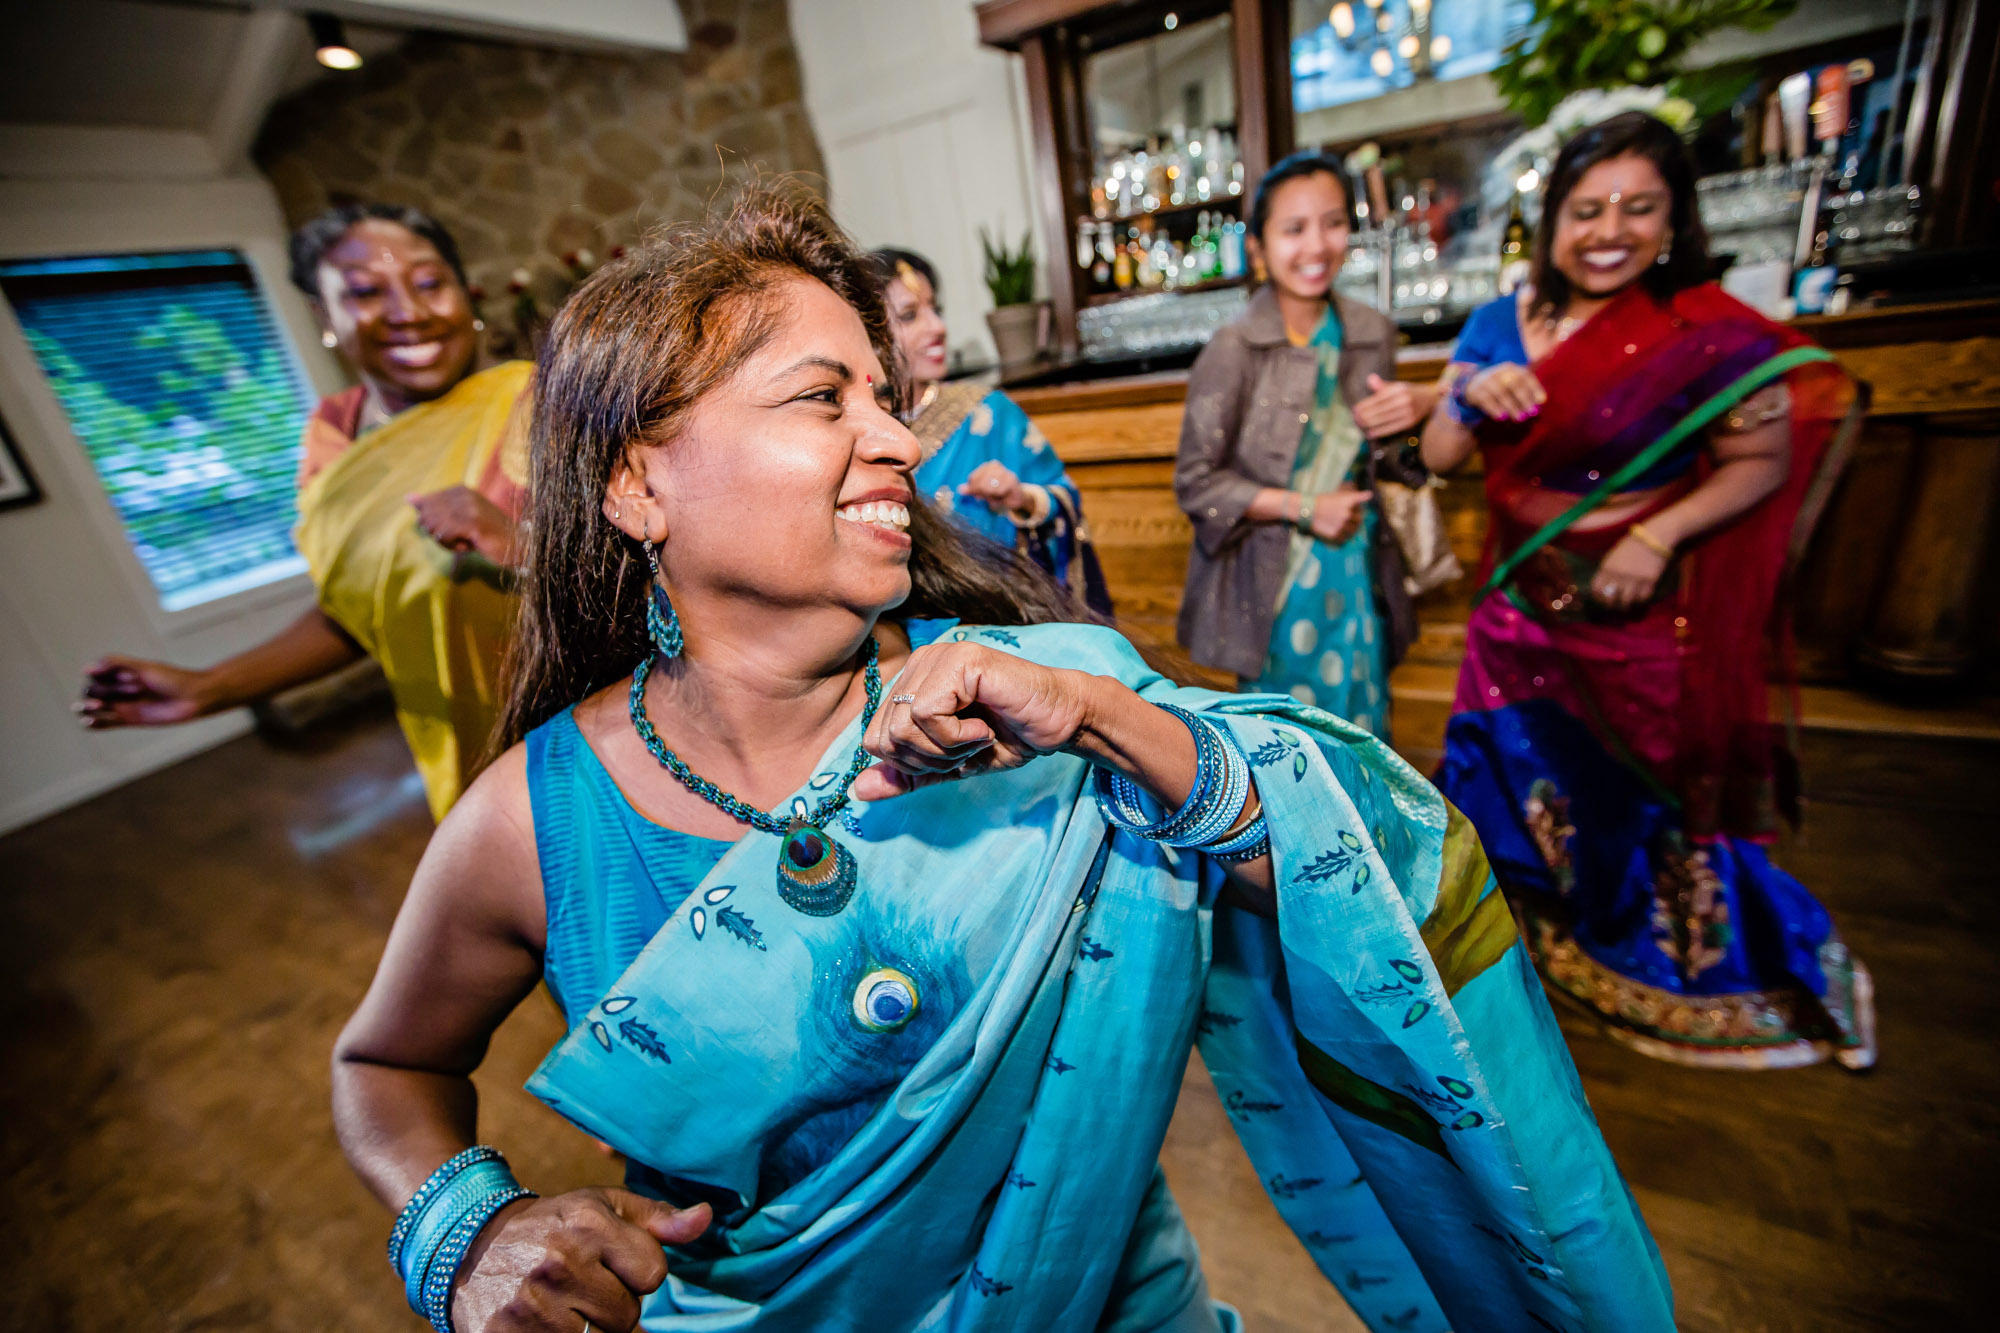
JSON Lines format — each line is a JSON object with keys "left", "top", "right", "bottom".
{"left": 497, "top": 181, "right": 1078, "bottom": 748}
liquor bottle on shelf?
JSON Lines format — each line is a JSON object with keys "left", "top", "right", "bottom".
{"left": 1076, "top": 218, "right": 1096, "bottom": 274}
{"left": 1093, "top": 222, "right": 1116, "bottom": 288}
{"left": 1149, "top": 230, "right": 1177, "bottom": 289}
{"left": 1220, "top": 217, "right": 1245, "bottom": 280}
{"left": 1498, "top": 194, "right": 1531, "bottom": 296}
{"left": 1791, "top": 186, "right": 1836, "bottom": 314}
{"left": 1113, "top": 232, "right": 1134, "bottom": 291}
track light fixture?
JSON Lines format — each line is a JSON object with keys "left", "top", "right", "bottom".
{"left": 309, "top": 12, "right": 363, "bottom": 71}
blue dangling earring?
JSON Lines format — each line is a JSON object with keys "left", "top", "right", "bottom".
{"left": 642, "top": 537, "right": 682, "bottom": 660}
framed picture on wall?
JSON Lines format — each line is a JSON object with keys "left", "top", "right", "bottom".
{"left": 0, "top": 411, "right": 42, "bottom": 511}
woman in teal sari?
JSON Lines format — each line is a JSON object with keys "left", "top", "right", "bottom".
{"left": 1175, "top": 153, "right": 1438, "bottom": 738}
{"left": 872, "top": 248, "right": 1111, "bottom": 614}
{"left": 332, "top": 185, "right": 1671, "bottom": 1333}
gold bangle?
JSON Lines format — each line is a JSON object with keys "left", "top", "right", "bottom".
{"left": 1628, "top": 522, "right": 1675, "bottom": 559}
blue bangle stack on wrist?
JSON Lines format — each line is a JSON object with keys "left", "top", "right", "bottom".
{"left": 1093, "top": 705, "right": 1268, "bottom": 863}
{"left": 389, "top": 1146, "right": 537, "bottom": 1333}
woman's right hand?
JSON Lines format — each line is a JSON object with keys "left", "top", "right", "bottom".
{"left": 451, "top": 1189, "right": 712, "bottom": 1332}
{"left": 1461, "top": 362, "right": 1547, "bottom": 423}
{"left": 1307, "top": 487, "right": 1372, "bottom": 546}
{"left": 76, "top": 656, "right": 218, "bottom": 728}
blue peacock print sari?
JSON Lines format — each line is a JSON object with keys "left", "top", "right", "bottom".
{"left": 525, "top": 621, "right": 1674, "bottom": 1332}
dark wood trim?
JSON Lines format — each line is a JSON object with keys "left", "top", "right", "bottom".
{"left": 1229, "top": 0, "right": 1289, "bottom": 186}
{"left": 1926, "top": 0, "right": 2000, "bottom": 248}
{"left": 1021, "top": 31, "right": 1083, "bottom": 357}
{"left": 1902, "top": 0, "right": 1951, "bottom": 210}
{"left": 976, "top": 0, "right": 1106, "bottom": 50}
{"left": 1791, "top": 297, "right": 2000, "bottom": 349}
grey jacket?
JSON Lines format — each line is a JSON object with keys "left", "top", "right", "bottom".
{"left": 1173, "top": 286, "right": 1416, "bottom": 679}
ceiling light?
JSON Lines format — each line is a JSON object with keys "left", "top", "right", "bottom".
{"left": 1164, "top": 12, "right": 1179, "bottom": 30}
{"left": 1430, "top": 35, "right": 1452, "bottom": 62}
{"left": 1398, "top": 34, "right": 1419, "bottom": 60}
{"left": 1370, "top": 47, "right": 1394, "bottom": 77}
{"left": 309, "top": 12, "right": 363, "bottom": 70}
{"left": 1330, "top": 4, "right": 1355, "bottom": 38}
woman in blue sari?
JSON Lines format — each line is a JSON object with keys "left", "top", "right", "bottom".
{"left": 331, "top": 184, "right": 1672, "bottom": 1333}
{"left": 873, "top": 248, "right": 1111, "bottom": 614}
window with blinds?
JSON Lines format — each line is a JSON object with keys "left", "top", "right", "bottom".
{"left": 0, "top": 249, "right": 316, "bottom": 612}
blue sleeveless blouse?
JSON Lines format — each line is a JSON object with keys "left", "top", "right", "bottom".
{"left": 527, "top": 708, "right": 734, "bottom": 1028}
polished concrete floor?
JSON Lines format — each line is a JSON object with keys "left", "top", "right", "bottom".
{"left": 0, "top": 705, "right": 1991, "bottom": 1331}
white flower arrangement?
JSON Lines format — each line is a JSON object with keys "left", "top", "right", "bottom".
{"left": 1484, "top": 86, "right": 1698, "bottom": 219}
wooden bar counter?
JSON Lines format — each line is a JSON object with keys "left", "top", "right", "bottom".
{"left": 1011, "top": 300, "right": 2000, "bottom": 762}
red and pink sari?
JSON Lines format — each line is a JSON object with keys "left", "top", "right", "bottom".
{"left": 1434, "top": 282, "right": 1875, "bottom": 1068}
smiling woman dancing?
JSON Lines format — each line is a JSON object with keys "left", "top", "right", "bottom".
{"left": 332, "top": 184, "right": 1673, "bottom": 1333}
{"left": 79, "top": 203, "right": 530, "bottom": 819}
{"left": 1422, "top": 113, "right": 1874, "bottom": 1070}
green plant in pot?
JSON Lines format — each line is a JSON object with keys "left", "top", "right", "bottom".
{"left": 980, "top": 228, "right": 1045, "bottom": 369}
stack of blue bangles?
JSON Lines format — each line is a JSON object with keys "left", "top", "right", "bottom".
{"left": 387, "top": 1146, "right": 537, "bottom": 1332}
{"left": 1092, "top": 704, "right": 1270, "bottom": 863}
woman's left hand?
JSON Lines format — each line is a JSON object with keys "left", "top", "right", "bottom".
{"left": 409, "top": 486, "right": 521, "bottom": 566}
{"left": 958, "top": 461, "right": 1027, "bottom": 515}
{"left": 1351, "top": 373, "right": 1431, "bottom": 439}
{"left": 855, "top": 642, "right": 1089, "bottom": 799}
{"left": 1589, "top": 535, "right": 1669, "bottom": 610}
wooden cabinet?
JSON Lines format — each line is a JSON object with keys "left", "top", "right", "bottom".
{"left": 977, "top": 0, "right": 1290, "bottom": 358}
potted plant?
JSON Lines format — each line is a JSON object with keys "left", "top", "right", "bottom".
{"left": 980, "top": 228, "right": 1045, "bottom": 368}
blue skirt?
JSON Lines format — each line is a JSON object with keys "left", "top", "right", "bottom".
{"left": 1436, "top": 696, "right": 1875, "bottom": 1069}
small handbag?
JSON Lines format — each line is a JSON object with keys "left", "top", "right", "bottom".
{"left": 1375, "top": 475, "right": 1462, "bottom": 597}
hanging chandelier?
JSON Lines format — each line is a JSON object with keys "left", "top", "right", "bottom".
{"left": 1328, "top": 0, "right": 1453, "bottom": 83}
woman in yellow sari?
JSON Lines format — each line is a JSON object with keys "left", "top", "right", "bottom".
{"left": 78, "top": 203, "right": 530, "bottom": 819}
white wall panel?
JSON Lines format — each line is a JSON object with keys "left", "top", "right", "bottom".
{"left": 790, "top": 1, "right": 1042, "bottom": 368}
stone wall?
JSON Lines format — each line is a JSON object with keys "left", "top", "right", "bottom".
{"left": 254, "top": 0, "right": 821, "bottom": 351}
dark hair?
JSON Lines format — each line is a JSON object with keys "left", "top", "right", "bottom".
{"left": 497, "top": 182, "right": 1078, "bottom": 748}
{"left": 287, "top": 202, "right": 469, "bottom": 297}
{"left": 870, "top": 247, "right": 940, "bottom": 300}
{"left": 1529, "top": 111, "right": 1710, "bottom": 320}
{"left": 1249, "top": 150, "right": 1355, "bottom": 243}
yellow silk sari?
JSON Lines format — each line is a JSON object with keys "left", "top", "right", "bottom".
{"left": 295, "top": 361, "right": 532, "bottom": 819}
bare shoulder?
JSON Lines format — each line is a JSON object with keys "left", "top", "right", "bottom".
{"left": 443, "top": 743, "right": 533, "bottom": 850}
{"left": 411, "top": 741, "right": 542, "bottom": 942}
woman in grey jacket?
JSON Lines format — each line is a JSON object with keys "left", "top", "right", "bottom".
{"left": 1174, "top": 152, "right": 1437, "bottom": 734}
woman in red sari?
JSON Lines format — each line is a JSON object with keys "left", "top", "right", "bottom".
{"left": 1421, "top": 112, "right": 1873, "bottom": 1069}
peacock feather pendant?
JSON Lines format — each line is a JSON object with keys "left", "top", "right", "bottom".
{"left": 776, "top": 818, "right": 858, "bottom": 917}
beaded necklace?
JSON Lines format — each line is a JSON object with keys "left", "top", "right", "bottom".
{"left": 627, "top": 637, "right": 882, "bottom": 916}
